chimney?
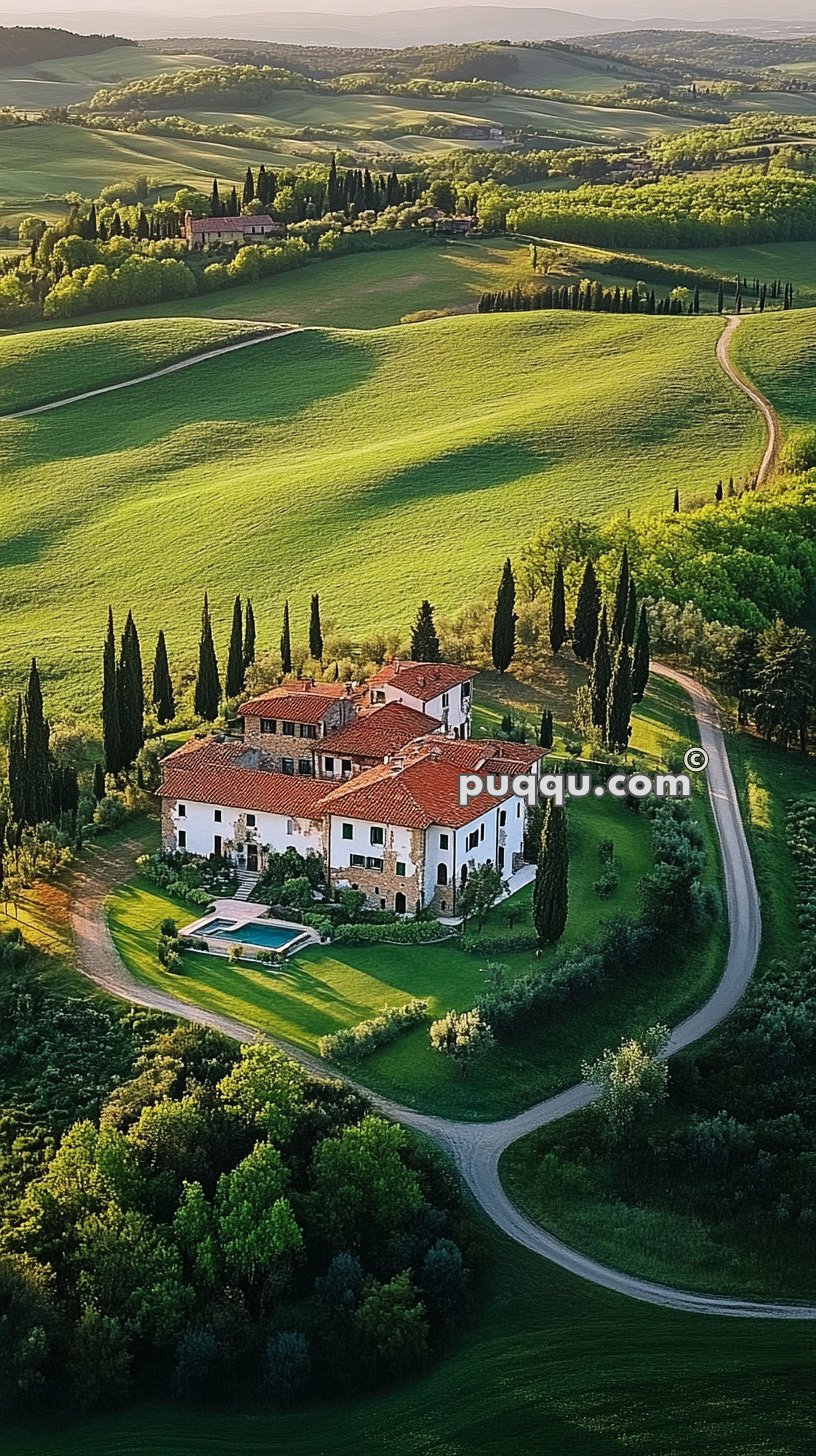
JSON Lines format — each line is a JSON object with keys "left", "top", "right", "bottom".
{"left": 393, "top": 659, "right": 401, "bottom": 675}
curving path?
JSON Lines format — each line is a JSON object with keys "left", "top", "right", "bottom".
{"left": 56, "top": 311, "right": 813, "bottom": 1317}
{"left": 717, "top": 315, "right": 780, "bottom": 485}
{"left": 1, "top": 325, "right": 301, "bottom": 420}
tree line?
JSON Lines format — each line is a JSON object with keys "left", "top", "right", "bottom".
{"left": 477, "top": 280, "right": 696, "bottom": 315}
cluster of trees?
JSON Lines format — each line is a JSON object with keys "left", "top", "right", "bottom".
{"left": 649, "top": 113, "right": 816, "bottom": 172}
{"left": 477, "top": 279, "right": 695, "bottom": 315}
{"left": 192, "top": 593, "right": 259, "bottom": 722}
{"left": 0, "top": 1031, "right": 471, "bottom": 1413}
{"left": 87, "top": 63, "right": 316, "bottom": 113}
{"left": 505, "top": 167, "right": 816, "bottom": 248}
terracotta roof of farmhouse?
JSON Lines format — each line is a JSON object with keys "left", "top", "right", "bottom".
{"left": 238, "top": 687, "right": 348, "bottom": 725}
{"left": 159, "top": 738, "right": 333, "bottom": 818}
{"left": 368, "top": 660, "right": 476, "bottom": 701}
{"left": 428, "top": 739, "right": 544, "bottom": 774}
{"left": 317, "top": 754, "right": 510, "bottom": 830}
{"left": 188, "top": 214, "right": 278, "bottom": 233}
{"left": 319, "top": 702, "right": 441, "bottom": 760}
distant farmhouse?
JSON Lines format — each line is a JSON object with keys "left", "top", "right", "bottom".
{"left": 184, "top": 212, "right": 286, "bottom": 249}
{"left": 160, "top": 662, "right": 542, "bottom": 917}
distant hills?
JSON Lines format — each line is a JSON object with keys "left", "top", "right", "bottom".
{"left": 0, "top": 26, "right": 135, "bottom": 65}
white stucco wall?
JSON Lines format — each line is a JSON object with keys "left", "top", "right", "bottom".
{"left": 168, "top": 798, "right": 322, "bottom": 863}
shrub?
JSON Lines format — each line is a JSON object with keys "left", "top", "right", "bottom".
{"left": 332, "top": 921, "right": 451, "bottom": 946}
{"left": 228, "top": 943, "right": 244, "bottom": 964}
{"left": 319, "top": 1000, "right": 429, "bottom": 1063}
{"left": 593, "top": 868, "right": 619, "bottom": 900}
{"left": 303, "top": 914, "right": 333, "bottom": 940}
{"left": 429, "top": 1008, "right": 494, "bottom": 1067}
{"left": 159, "top": 917, "right": 178, "bottom": 938}
{"left": 460, "top": 929, "right": 538, "bottom": 954}
{"left": 178, "top": 935, "right": 208, "bottom": 951}
{"left": 164, "top": 950, "right": 184, "bottom": 975}
{"left": 93, "top": 794, "right": 127, "bottom": 829}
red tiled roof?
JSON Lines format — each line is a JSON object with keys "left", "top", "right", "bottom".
{"left": 368, "top": 660, "right": 476, "bottom": 702}
{"left": 238, "top": 691, "right": 343, "bottom": 725}
{"left": 159, "top": 739, "right": 332, "bottom": 818}
{"left": 318, "top": 755, "right": 510, "bottom": 830}
{"left": 428, "top": 738, "right": 544, "bottom": 773}
{"left": 188, "top": 215, "right": 277, "bottom": 233}
{"left": 319, "top": 702, "right": 440, "bottom": 760}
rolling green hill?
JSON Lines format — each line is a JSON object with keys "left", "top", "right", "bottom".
{"left": 0, "top": 49, "right": 221, "bottom": 113}
{"left": 0, "top": 310, "right": 760, "bottom": 710}
{"left": 731, "top": 309, "right": 816, "bottom": 430}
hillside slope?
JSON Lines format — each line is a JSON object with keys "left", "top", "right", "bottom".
{"left": 0, "top": 310, "right": 761, "bottom": 709}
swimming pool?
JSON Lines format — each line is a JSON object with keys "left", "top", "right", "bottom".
{"left": 198, "top": 918, "right": 300, "bottom": 951}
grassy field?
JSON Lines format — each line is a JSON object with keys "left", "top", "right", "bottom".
{"left": 0, "top": 310, "right": 761, "bottom": 710}
{"left": 106, "top": 674, "right": 725, "bottom": 1119}
{"left": 32, "top": 237, "right": 539, "bottom": 332}
{"left": 0, "top": 49, "right": 220, "bottom": 112}
{"left": 642, "top": 241, "right": 816, "bottom": 306}
{"left": 0, "top": 317, "right": 269, "bottom": 413}
{"left": 0, "top": 122, "right": 320, "bottom": 217}
{"left": 731, "top": 309, "right": 816, "bottom": 430}
{"left": 501, "top": 726, "right": 816, "bottom": 1302}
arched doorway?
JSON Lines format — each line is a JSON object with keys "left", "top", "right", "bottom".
{"left": 395, "top": 891, "right": 407, "bottom": 915}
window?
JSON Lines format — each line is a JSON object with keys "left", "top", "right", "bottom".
{"left": 260, "top": 718, "right": 276, "bottom": 734}
{"left": 366, "top": 856, "right": 383, "bottom": 871}
{"left": 499, "top": 809, "right": 506, "bottom": 827}
{"left": 246, "top": 814, "right": 256, "bottom": 828}
{"left": 350, "top": 853, "right": 366, "bottom": 868}
{"left": 441, "top": 691, "right": 449, "bottom": 708}
{"left": 178, "top": 829, "right": 186, "bottom": 849}
{"left": 286, "top": 819, "right": 294, "bottom": 835}
{"left": 437, "top": 863, "right": 448, "bottom": 887}
{"left": 298, "top": 759, "right": 313, "bottom": 776}
{"left": 466, "top": 829, "right": 479, "bottom": 852}
{"left": 341, "top": 759, "right": 352, "bottom": 775}
{"left": 299, "top": 724, "right": 317, "bottom": 739}
{"left": 282, "top": 721, "right": 295, "bottom": 737}
{"left": 380, "top": 899, "right": 386, "bottom": 910}
{"left": 480, "top": 823, "right": 485, "bottom": 842}
{"left": 370, "top": 826, "right": 385, "bottom": 846}
{"left": 342, "top": 822, "right": 354, "bottom": 841}
{"left": 462, "top": 681, "right": 471, "bottom": 699}
{"left": 439, "top": 833, "right": 449, "bottom": 850}
{"left": 372, "top": 689, "right": 386, "bottom": 704}
{"left": 282, "top": 758, "right": 294, "bottom": 775}
{"left": 324, "top": 757, "right": 335, "bottom": 774}
{"left": 177, "top": 803, "right": 186, "bottom": 817}
{"left": 440, "top": 900, "right": 447, "bottom": 913}
{"left": 214, "top": 809, "right": 222, "bottom": 823}
{"left": 396, "top": 862, "right": 406, "bottom": 877}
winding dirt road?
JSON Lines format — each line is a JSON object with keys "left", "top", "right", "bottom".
{"left": 57, "top": 313, "right": 812, "bottom": 1317}
{"left": 717, "top": 315, "right": 780, "bottom": 484}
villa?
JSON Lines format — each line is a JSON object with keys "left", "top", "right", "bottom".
{"left": 184, "top": 212, "right": 286, "bottom": 248}
{"left": 158, "top": 660, "right": 542, "bottom": 915}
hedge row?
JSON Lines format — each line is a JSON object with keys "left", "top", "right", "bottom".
{"left": 332, "top": 921, "right": 454, "bottom": 946}
{"left": 319, "top": 999, "right": 429, "bottom": 1063}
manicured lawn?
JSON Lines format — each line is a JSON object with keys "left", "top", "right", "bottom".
{"left": 6, "top": 1220, "right": 814, "bottom": 1456}
{"left": 0, "top": 311, "right": 761, "bottom": 712}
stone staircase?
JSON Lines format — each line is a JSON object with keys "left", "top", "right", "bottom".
{"left": 233, "top": 871, "right": 260, "bottom": 902}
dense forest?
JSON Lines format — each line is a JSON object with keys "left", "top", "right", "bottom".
{"left": 0, "top": 943, "right": 472, "bottom": 1414}
{"left": 503, "top": 168, "right": 816, "bottom": 248}
{"left": 0, "top": 28, "right": 135, "bottom": 66}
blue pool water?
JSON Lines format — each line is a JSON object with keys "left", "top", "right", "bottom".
{"left": 200, "top": 918, "right": 298, "bottom": 951}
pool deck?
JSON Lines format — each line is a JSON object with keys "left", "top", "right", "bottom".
{"left": 180, "top": 899, "right": 321, "bottom": 961}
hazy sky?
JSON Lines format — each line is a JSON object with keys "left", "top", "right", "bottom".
{"left": 6, "top": 0, "right": 812, "bottom": 18}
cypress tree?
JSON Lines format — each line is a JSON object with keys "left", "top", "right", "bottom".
{"left": 93, "top": 762, "right": 106, "bottom": 803}
{"left": 243, "top": 598, "right": 256, "bottom": 670}
{"left": 102, "top": 607, "right": 122, "bottom": 775}
{"left": 717, "top": 282, "right": 724, "bottom": 314}
{"left": 309, "top": 593, "right": 324, "bottom": 665}
{"left": 715, "top": 479, "right": 723, "bottom": 503}
{"left": 410, "top": 600, "right": 441, "bottom": 663}
{"left": 8, "top": 695, "right": 26, "bottom": 826}
{"left": 242, "top": 166, "right": 255, "bottom": 206}
{"left": 606, "top": 643, "right": 633, "bottom": 752}
{"left": 225, "top": 595, "right": 245, "bottom": 699}
{"left": 152, "top": 630, "right": 175, "bottom": 725}
{"left": 548, "top": 560, "right": 566, "bottom": 655}
{"left": 118, "top": 612, "right": 144, "bottom": 770}
{"left": 211, "top": 178, "right": 220, "bottom": 214}
{"left": 491, "top": 558, "right": 517, "bottom": 674}
{"left": 194, "top": 593, "right": 221, "bottom": 721}
{"left": 532, "top": 802, "right": 569, "bottom": 946}
{"left": 623, "top": 579, "right": 637, "bottom": 649}
{"left": 24, "top": 658, "right": 51, "bottom": 825}
{"left": 280, "top": 601, "right": 292, "bottom": 676}
{"left": 572, "top": 559, "right": 600, "bottom": 662}
{"left": 673, "top": 487, "right": 680, "bottom": 513}
{"left": 611, "top": 546, "right": 630, "bottom": 645}
{"left": 539, "top": 708, "right": 554, "bottom": 751}
{"left": 590, "top": 607, "right": 611, "bottom": 732}
{"left": 632, "top": 605, "right": 651, "bottom": 702}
